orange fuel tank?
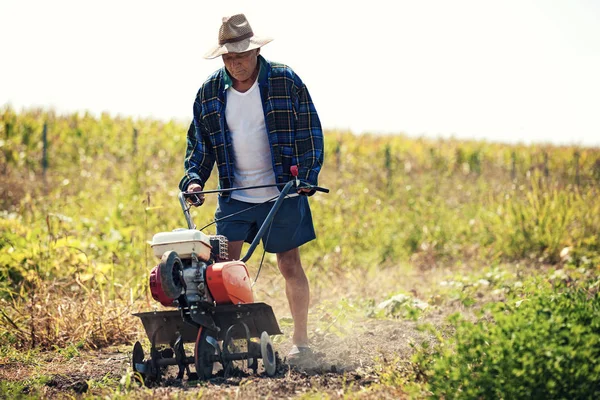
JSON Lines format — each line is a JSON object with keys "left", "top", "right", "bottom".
{"left": 206, "top": 261, "right": 254, "bottom": 305}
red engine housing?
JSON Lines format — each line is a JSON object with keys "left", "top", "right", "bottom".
{"left": 149, "top": 265, "right": 177, "bottom": 307}
{"left": 206, "top": 261, "right": 254, "bottom": 305}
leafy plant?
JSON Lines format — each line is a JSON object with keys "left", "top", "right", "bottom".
{"left": 418, "top": 280, "right": 600, "bottom": 399}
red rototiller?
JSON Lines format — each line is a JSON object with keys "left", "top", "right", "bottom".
{"left": 131, "top": 168, "right": 328, "bottom": 384}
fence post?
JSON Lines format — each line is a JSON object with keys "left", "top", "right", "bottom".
{"left": 132, "top": 128, "right": 138, "bottom": 156}
{"left": 593, "top": 158, "right": 600, "bottom": 183}
{"left": 543, "top": 151, "right": 549, "bottom": 179}
{"left": 574, "top": 151, "right": 580, "bottom": 187}
{"left": 335, "top": 140, "right": 341, "bottom": 170}
{"left": 511, "top": 151, "right": 516, "bottom": 181}
{"left": 384, "top": 144, "right": 392, "bottom": 189}
{"left": 42, "top": 122, "right": 48, "bottom": 179}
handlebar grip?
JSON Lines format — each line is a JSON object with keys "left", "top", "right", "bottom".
{"left": 312, "top": 186, "right": 329, "bottom": 193}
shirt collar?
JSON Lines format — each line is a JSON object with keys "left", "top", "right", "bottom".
{"left": 223, "top": 68, "right": 232, "bottom": 90}
{"left": 222, "top": 55, "right": 268, "bottom": 90}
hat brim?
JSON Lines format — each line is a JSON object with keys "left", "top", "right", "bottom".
{"left": 203, "top": 36, "right": 273, "bottom": 59}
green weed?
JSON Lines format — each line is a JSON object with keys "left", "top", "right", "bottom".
{"left": 417, "top": 277, "right": 600, "bottom": 399}
{"left": 0, "top": 375, "right": 51, "bottom": 399}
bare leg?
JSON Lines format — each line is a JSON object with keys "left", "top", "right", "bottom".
{"left": 276, "top": 248, "right": 309, "bottom": 347}
{"left": 226, "top": 240, "right": 244, "bottom": 261}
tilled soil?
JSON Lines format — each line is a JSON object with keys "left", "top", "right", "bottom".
{"left": 1, "top": 264, "right": 473, "bottom": 398}
{"left": 0, "top": 317, "right": 435, "bottom": 399}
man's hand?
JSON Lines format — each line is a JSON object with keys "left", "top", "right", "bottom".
{"left": 187, "top": 183, "right": 205, "bottom": 207}
{"left": 297, "top": 188, "right": 312, "bottom": 195}
{"left": 296, "top": 184, "right": 316, "bottom": 196}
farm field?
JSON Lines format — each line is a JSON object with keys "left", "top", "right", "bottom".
{"left": 1, "top": 108, "right": 600, "bottom": 399}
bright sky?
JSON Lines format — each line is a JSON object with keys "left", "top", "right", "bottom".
{"left": 1, "top": 0, "right": 599, "bottom": 146}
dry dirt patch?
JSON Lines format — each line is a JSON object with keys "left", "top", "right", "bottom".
{"left": 0, "top": 314, "right": 435, "bottom": 399}
{"left": 1, "top": 264, "right": 477, "bottom": 398}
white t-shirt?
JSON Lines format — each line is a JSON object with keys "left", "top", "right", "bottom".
{"left": 225, "top": 79, "right": 280, "bottom": 203}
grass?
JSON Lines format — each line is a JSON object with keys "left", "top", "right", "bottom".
{"left": 1, "top": 107, "right": 600, "bottom": 398}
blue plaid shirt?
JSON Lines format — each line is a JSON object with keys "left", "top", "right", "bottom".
{"left": 179, "top": 55, "right": 324, "bottom": 194}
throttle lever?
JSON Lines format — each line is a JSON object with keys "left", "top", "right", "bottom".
{"left": 290, "top": 165, "right": 300, "bottom": 188}
{"left": 290, "top": 165, "right": 329, "bottom": 194}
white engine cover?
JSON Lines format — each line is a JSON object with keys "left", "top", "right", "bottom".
{"left": 150, "top": 229, "right": 212, "bottom": 261}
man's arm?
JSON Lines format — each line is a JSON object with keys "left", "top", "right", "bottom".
{"left": 178, "top": 99, "right": 216, "bottom": 191}
{"left": 294, "top": 83, "right": 324, "bottom": 186}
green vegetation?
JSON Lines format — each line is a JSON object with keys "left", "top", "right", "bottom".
{"left": 1, "top": 107, "right": 600, "bottom": 398}
{"left": 417, "top": 272, "right": 600, "bottom": 399}
{"left": 0, "top": 375, "right": 52, "bottom": 400}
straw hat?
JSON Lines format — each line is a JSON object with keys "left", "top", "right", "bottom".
{"left": 204, "top": 14, "right": 273, "bottom": 59}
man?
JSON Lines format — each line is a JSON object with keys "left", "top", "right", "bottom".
{"left": 179, "top": 14, "right": 324, "bottom": 365}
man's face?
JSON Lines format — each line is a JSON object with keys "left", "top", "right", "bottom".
{"left": 222, "top": 49, "right": 259, "bottom": 83}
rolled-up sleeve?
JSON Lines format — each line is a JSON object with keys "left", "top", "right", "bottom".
{"left": 294, "top": 83, "right": 324, "bottom": 186}
{"left": 178, "top": 97, "right": 216, "bottom": 191}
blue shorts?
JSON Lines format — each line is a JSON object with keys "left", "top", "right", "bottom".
{"left": 215, "top": 195, "right": 316, "bottom": 254}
